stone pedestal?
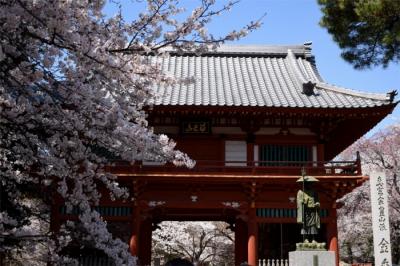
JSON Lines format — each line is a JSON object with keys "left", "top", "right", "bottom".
{"left": 289, "top": 251, "right": 335, "bottom": 266}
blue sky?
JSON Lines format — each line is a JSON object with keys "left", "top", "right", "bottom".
{"left": 105, "top": 0, "right": 399, "bottom": 135}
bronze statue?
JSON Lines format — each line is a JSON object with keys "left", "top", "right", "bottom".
{"left": 296, "top": 173, "right": 320, "bottom": 241}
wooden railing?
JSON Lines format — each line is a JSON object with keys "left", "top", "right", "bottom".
{"left": 128, "top": 159, "right": 361, "bottom": 176}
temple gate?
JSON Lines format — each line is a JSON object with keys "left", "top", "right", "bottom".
{"left": 51, "top": 43, "right": 397, "bottom": 266}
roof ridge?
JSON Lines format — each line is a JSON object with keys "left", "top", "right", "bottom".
{"left": 316, "top": 82, "right": 391, "bottom": 101}
{"left": 162, "top": 43, "right": 314, "bottom": 57}
{"left": 285, "top": 49, "right": 322, "bottom": 96}
{"left": 217, "top": 44, "right": 306, "bottom": 51}
{"left": 285, "top": 49, "right": 313, "bottom": 84}
{"left": 215, "top": 44, "right": 310, "bottom": 57}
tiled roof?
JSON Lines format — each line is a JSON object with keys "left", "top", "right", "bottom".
{"left": 151, "top": 44, "right": 395, "bottom": 108}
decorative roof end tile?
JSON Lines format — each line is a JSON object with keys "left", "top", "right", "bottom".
{"left": 387, "top": 90, "right": 397, "bottom": 103}
{"left": 303, "top": 41, "right": 313, "bottom": 58}
{"left": 302, "top": 80, "right": 316, "bottom": 96}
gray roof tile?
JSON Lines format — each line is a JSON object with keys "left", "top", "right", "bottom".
{"left": 152, "top": 44, "right": 394, "bottom": 108}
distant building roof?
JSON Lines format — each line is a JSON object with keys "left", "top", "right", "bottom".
{"left": 151, "top": 43, "right": 396, "bottom": 108}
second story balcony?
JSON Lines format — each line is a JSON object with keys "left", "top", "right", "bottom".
{"left": 111, "top": 157, "right": 362, "bottom": 179}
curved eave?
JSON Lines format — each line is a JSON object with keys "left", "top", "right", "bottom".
{"left": 149, "top": 102, "right": 397, "bottom": 116}
{"left": 324, "top": 102, "right": 398, "bottom": 160}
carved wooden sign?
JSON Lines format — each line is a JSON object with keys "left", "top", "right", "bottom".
{"left": 181, "top": 121, "right": 210, "bottom": 134}
{"left": 370, "top": 172, "right": 392, "bottom": 266}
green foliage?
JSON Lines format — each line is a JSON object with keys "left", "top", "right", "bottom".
{"left": 319, "top": 0, "right": 400, "bottom": 68}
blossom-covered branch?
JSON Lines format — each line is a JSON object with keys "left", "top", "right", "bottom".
{"left": 0, "top": 0, "right": 261, "bottom": 264}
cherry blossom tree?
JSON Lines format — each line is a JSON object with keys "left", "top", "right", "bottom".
{"left": 0, "top": 0, "right": 260, "bottom": 264}
{"left": 338, "top": 124, "right": 400, "bottom": 264}
{"left": 338, "top": 182, "right": 374, "bottom": 263}
{"left": 152, "top": 221, "right": 234, "bottom": 266}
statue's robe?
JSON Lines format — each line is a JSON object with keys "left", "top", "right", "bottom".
{"left": 297, "top": 189, "right": 320, "bottom": 235}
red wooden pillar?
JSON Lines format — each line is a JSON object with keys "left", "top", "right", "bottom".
{"left": 247, "top": 209, "right": 258, "bottom": 266}
{"left": 235, "top": 218, "right": 247, "bottom": 265}
{"left": 129, "top": 207, "right": 140, "bottom": 256}
{"left": 139, "top": 218, "right": 152, "bottom": 265}
{"left": 327, "top": 206, "right": 339, "bottom": 266}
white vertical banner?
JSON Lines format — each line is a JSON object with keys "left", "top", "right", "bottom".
{"left": 370, "top": 172, "right": 392, "bottom": 266}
